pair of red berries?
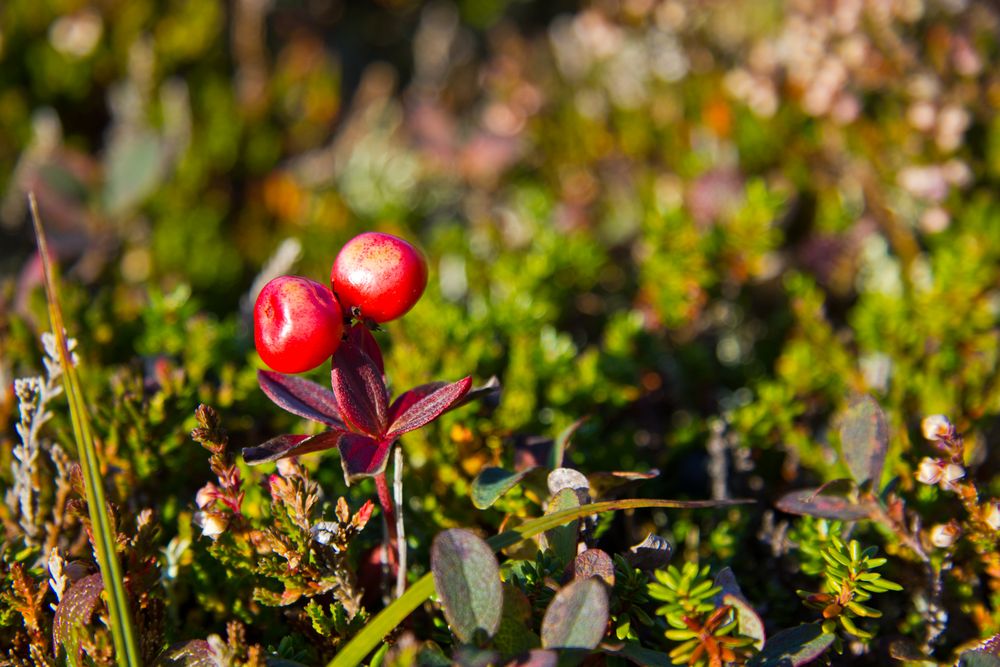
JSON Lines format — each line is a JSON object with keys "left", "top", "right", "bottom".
{"left": 254, "top": 232, "right": 428, "bottom": 373}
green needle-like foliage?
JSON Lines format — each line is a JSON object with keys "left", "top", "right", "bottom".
{"left": 649, "top": 563, "right": 754, "bottom": 666}
{"left": 797, "top": 536, "right": 902, "bottom": 650}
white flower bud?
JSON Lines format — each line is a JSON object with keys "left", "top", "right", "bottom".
{"left": 929, "top": 522, "right": 960, "bottom": 548}
{"left": 921, "top": 415, "right": 952, "bottom": 441}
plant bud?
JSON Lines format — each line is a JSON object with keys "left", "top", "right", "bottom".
{"left": 195, "top": 483, "right": 219, "bottom": 509}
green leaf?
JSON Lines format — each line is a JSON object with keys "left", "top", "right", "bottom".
{"left": 103, "top": 130, "right": 165, "bottom": 214}
{"left": 959, "top": 651, "right": 1000, "bottom": 667}
{"left": 550, "top": 417, "right": 586, "bottom": 469}
{"left": 507, "top": 649, "right": 559, "bottom": 666}
{"left": 431, "top": 529, "right": 503, "bottom": 644}
{"left": 748, "top": 623, "right": 835, "bottom": 667}
{"left": 53, "top": 574, "right": 103, "bottom": 666}
{"left": 30, "top": 195, "right": 141, "bottom": 667}
{"left": 543, "top": 488, "right": 581, "bottom": 565}
{"left": 602, "top": 642, "right": 673, "bottom": 665}
{"left": 154, "top": 640, "right": 216, "bottom": 666}
{"left": 838, "top": 394, "right": 888, "bottom": 488}
{"left": 471, "top": 467, "right": 537, "bottom": 509}
{"left": 724, "top": 594, "right": 765, "bottom": 650}
{"left": 494, "top": 585, "right": 540, "bottom": 656}
{"left": 541, "top": 578, "right": 609, "bottom": 650}
{"left": 328, "top": 497, "right": 749, "bottom": 667}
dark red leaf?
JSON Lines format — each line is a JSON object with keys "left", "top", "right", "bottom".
{"left": 258, "top": 370, "right": 345, "bottom": 428}
{"left": 332, "top": 342, "right": 390, "bottom": 437}
{"left": 776, "top": 488, "right": 876, "bottom": 521}
{"left": 242, "top": 431, "right": 344, "bottom": 465}
{"left": 388, "top": 382, "right": 447, "bottom": 423}
{"left": 390, "top": 376, "right": 499, "bottom": 426}
{"left": 347, "top": 323, "right": 385, "bottom": 375}
{"left": 386, "top": 376, "right": 472, "bottom": 438}
{"left": 338, "top": 434, "right": 392, "bottom": 483}
{"left": 53, "top": 573, "right": 103, "bottom": 662}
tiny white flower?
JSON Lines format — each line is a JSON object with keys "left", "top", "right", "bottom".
{"left": 984, "top": 501, "right": 1000, "bottom": 532}
{"left": 195, "top": 511, "right": 228, "bottom": 539}
{"left": 941, "top": 463, "right": 965, "bottom": 489}
{"left": 921, "top": 415, "right": 952, "bottom": 441}
{"left": 929, "top": 522, "right": 960, "bottom": 548}
{"left": 916, "top": 457, "right": 943, "bottom": 485}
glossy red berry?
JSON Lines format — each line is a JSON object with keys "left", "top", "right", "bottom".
{"left": 254, "top": 276, "right": 345, "bottom": 373}
{"left": 331, "top": 232, "right": 428, "bottom": 323}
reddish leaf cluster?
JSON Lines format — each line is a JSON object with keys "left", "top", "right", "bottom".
{"left": 244, "top": 324, "right": 493, "bottom": 483}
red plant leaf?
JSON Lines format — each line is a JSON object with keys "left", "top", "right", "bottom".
{"left": 776, "top": 488, "right": 876, "bottom": 521}
{"left": 386, "top": 376, "right": 473, "bottom": 439}
{"left": 258, "top": 370, "right": 345, "bottom": 428}
{"left": 242, "top": 431, "right": 344, "bottom": 465}
{"left": 338, "top": 434, "right": 392, "bottom": 483}
{"left": 347, "top": 323, "right": 385, "bottom": 375}
{"left": 389, "top": 376, "right": 499, "bottom": 426}
{"left": 53, "top": 573, "right": 103, "bottom": 663}
{"left": 388, "top": 382, "right": 447, "bottom": 423}
{"left": 332, "top": 342, "right": 390, "bottom": 437}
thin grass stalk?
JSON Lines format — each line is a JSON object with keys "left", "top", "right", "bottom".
{"left": 29, "top": 194, "right": 142, "bottom": 667}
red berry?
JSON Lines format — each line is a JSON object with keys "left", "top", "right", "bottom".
{"left": 331, "top": 232, "right": 428, "bottom": 323}
{"left": 254, "top": 276, "right": 345, "bottom": 373}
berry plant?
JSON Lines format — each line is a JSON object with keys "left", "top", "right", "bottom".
{"left": 5, "top": 2, "right": 1000, "bottom": 666}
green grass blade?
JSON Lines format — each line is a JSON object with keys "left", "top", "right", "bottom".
{"left": 29, "top": 194, "right": 142, "bottom": 667}
{"left": 328, "top": 496, "right": 749, "bottom": 666}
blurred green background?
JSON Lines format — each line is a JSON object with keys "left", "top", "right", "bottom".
{"left": 2, "top": 0, "right": 1000, "bottom": 657}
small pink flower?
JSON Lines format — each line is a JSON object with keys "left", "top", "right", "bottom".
{"left": 195, "top": 483, "right": 219, "bottom": 509}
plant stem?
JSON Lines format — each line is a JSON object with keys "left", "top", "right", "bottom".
{"left": 374, "top": 466, "right": 399, "bottom": 585}
{"left": 393, "top": 446, "right": 406, "bottom": 599}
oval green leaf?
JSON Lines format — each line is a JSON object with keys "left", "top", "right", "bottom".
{"left": 431, "top": 529, "right": 503, "bottom": 644}
{"left": 838, "top": 394, "right": 888, "bottom": 488}
{"left": 748, "top": 623, "right": 834, "bottom": 667}
{"left": 472, "top": 467, "right": 537, "bottom": 509}
{"left": 540, "top": 578, "right": 609, "bottom": 650}
{"left": 544, "top": 488, "right": 581, "bottom": 565}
